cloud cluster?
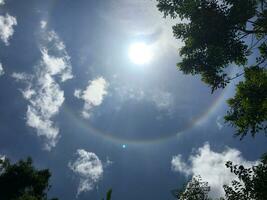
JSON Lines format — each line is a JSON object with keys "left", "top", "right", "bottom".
{"left": 68, "top": 149, "right": 104, "bottom": 195}
{"left": 0, "top": 13, "right": 17, "bottom": 45}
{"left": 74, "top": 77, "right": 108, "bottom": 119}
{"left": 171, "top": 143, "right": 258, "bottom": 198}
{"left": 13, "top": 28, "right": 73, "bottom": 150}
{"left": 0, "top": 63, "right": 4, "bottom": 76}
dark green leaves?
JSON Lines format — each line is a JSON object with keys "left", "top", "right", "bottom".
{"left": 173, "top": 176, "right": 211, "bottom": 200}
{"left": 171, "top": 158, "right": 267, "bottom": 200}
{"left": 157, "top": 0, "right": 267, "bottom": 138}
{"left": 106, "top": 189, "right": 112, "bottom": 200}
{"left": 225, "top": 66, "right": 267, "bottom": 138}
{"left": 157, "top": 0, "right": 254, "bottom": 91}
{"left": 0, "top": 157, "right": 57, "bottom": 200}
{"left": 224, "top": 159, "right": 267, "bottom": 200}
{"left": 101, "top": 189, "right": 112, "bottom": 200}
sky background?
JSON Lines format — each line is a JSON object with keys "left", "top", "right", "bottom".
{"left": 0, "top": 0, "right": 266, "bottom": 200}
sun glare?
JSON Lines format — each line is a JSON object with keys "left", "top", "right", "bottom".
{"left": 128, "top": 42, "right": 153, "bottom": 65}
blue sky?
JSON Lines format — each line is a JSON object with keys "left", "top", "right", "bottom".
{"left": 0, "top": 0, "right": 266, "bottom": 200}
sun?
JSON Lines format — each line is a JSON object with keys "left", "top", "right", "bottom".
{"left": 128, "top": 42, "right": 153, "bottom": 65}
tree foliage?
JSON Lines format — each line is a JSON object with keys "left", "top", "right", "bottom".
{"left": 225, "top": 66, "right": 267, "bottom": 138}
{"left": 172, "top": 157, "right": 267, "bottom": 200}
{"left": 0, "top": 157, "right": 58, "bottom": 200}
{"left": 156, "top": 0, "right": 267, "bottom": 138}
{"left": 172, "top": 176, "right": 211, "bottom": 200}
{"left": 223, "top": 155, "right": 267, "bottom": 200}
{"left": 102, "top": 189, "right": 112, "bottom": 200}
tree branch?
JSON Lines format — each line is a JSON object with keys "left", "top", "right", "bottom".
{"left": 228, "top": 72, "right": 245, "bottom": 81}
{"left": 239, "top": 29, "right": 266, "bottom": 34}
{"left": 247, "top": 37, "right": 266, "bottom": 52}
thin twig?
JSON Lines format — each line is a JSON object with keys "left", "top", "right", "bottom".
{"left": 247, "top": 37, "right": 267, "bottom": 52}
{"left": 228, "top": 72, "right": 245, "bottom": 81}
{"left": 250, "top": 34, "right": 255, "bottom": 48}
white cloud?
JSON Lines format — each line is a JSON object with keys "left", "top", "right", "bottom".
{"left": 74, "top": 77, "right": 109, "bottom": 119}
{"left": 69, "top": 149, "right": 104, "bottom": 195}
{"left": 0, "top": 0, "right": 4, "bottom": 5}
{"left": 45, "top": 31, "right": 67, "bottom": 52}
{"left": 0, "top": 13, "right": 17, "bottom": 45}
{"left": 41, "top": 48, "right": 72, "bottom": 82}
{"left": 40, "top": 20, "right": 47, "bottom": 29}
{"left": 0, "top": 63, "right": 4, "bottom": 76}
{"left": 171, "top": 143, "right": 258, "bottom": 198}
{"left": 171, "top": 155, "right": 191, "bottom": 176}
{"left": 25, "top": 75, "right": 64, "bottom": 150}
{"left": 13, "top": 29, "right": 73, "bottom": 150}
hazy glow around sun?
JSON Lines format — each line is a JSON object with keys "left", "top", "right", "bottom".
{"left": 128, "top": 42, "right": 153, "bottom": 65}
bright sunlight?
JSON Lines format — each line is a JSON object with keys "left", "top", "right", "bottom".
{"left": 128, "top": 42, "right": 153, "bottom": 65}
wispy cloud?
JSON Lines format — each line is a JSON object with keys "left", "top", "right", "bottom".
{"left": 216, "top": 115, "right": 224, "bottom": 130}
{"left": 0, "top": 0, "right": 4, "bottom": 5}
{"left": 0, "top": 13, "right": 17, "bottom": 45}
{"left": 0, "top": 63, "right": 4, "bottom": 76}
{"left": 12, "top": 26, "right": 73, "bottom": 150}
{"left": 11, "top": 72, "right": 31, "bottom": 82}
{"left": 151, "top": 90, "right": 174, "bottom": 111}
{"left": 74, "top": 77, "right": 109, "bottom": 119}
{"left": 171, "top": 143, "right": 258, "bottom": 198}
{"left": 113, "top": 84, "right": 174, "bottom": 113}
{"left": 171, "top": 155, "right": 192, "bottom": 176}
{"left": 68, "top": 149, "right": 104, "bottom": 195}
{"left": 101, "top": 0, "right": 181, "bottom": 56}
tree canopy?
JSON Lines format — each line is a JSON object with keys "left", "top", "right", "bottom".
{"left": 223, "top": 154, "right": 267, "bottom": 200}
{"left": 172, "top": 156, "right": 267, "bottom": 200}
{"left": 156, "top": 0, "right": 267, "bottom": 138}
{"left": 0, "top": 157, "right": 58, "bottom": 200}
{"left": 172, "top": 176, "right": 211, "bottom": 200}
{"left": 225, "top": 66, "right": 267, "bottom": 138}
